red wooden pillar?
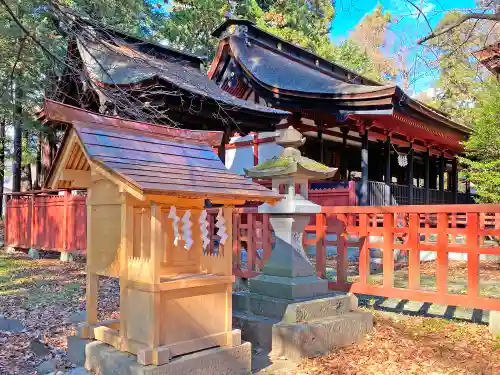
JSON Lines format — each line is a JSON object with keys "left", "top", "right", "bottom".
{"left": 315, "top": 213, "right": 326, "bottom": 278}
{"left": 252, "top": 132, "right": 259, "bottom": 166}
{"left": 360, "top": 126, "right": 369, "bottom": 206}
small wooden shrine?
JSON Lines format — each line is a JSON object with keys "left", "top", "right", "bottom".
{"left": 44, "top": 100, "right": 280, "bottom": 366}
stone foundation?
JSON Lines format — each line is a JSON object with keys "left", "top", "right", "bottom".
{"left": 84, "top": 340, "right": 252, "bottom": 375}
{"left": 233, "top": 291, "right": 373, "bottom": 362}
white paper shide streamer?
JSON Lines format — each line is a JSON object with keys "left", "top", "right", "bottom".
{"left": 182, "top": 210, "right": 193, "bottom": 250}
{"left": 199, "top": 210, "right": 210, "bottom": 250}
{"left": 168, "top": 206, "right": 180, "bottom": 246}
{"left": 215, "top": 208, "right": 228, "bottom": 245}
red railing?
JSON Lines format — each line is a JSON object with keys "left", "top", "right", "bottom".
{"left": 5, "top": 192, "right": 500, "bottom": 311}
{"left": 219, "top": 204, "right": 500, "bottom": 311}
{"left": 5, "top": 190, "right": 87, "bottom": 252}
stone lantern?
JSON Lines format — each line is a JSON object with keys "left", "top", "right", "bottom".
{"left": 236, "top": 125, "right": 373, "bottom": 361}
{"left": 244, "top": 126, "right": 337, "bottom": 298}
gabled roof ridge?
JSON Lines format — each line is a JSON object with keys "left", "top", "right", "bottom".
{"left": 213, "top": 19, "right": 381, "bottom": 87}
{"left": 236, "top": 35, "right": 396, "bottom": 91}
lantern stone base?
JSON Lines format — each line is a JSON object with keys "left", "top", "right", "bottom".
{"left": 84, "top": 340, "right": 252, "bottom": 375}
{"left": 233, "top": 292, "right": 373, "bottom": 362}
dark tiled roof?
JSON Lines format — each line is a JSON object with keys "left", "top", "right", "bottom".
{"left": 229, "top": 37, "right": 394, "bottom": 96}
{"left": 77, "top": 37, "right": 289, "bottom": 116}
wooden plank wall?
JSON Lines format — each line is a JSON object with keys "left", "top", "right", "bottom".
{"left": 5, "top": 191, "right": 86, "bottom": 252}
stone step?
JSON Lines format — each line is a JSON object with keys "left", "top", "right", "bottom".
{"left": 234, "top": 291, "right": 358, "bottom": 321}
{"left": 280, "top": 294, "right": 358, "bottom": 323}
{"left": 272, "top": 310, "right": 373, "bottom": 361}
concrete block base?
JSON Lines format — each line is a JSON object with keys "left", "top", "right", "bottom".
{"left": 234, "top": 310, "right": 372, "bottom": 361}
{"left": 250, "top": 274, "right": 328, "bottom": 300}
{"left": 272, "top": 311, "right": 373, "bottom": 361}
{"left": 28, "top": 248, "right": 40, "bottom": 259}
{"left": 84, "top": 340, "right": 252, "bottom": 375}
{"left": 233, "top": 311, "right": 278, "bottom": 350}
{"left": 489, "top": 310, "right": 500, "bottom": 336}
{"left": 60, "top": 252, "right": 75, "bottom": 262}
{"left": 248, "top": 292, "right": 354, "bottom": 322}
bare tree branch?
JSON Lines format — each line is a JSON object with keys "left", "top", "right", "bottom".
{"left": 418, "top": 12, "right": 500, "bottom": 44}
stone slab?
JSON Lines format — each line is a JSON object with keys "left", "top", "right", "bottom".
{"left": 247, "top": 292, "right": 354, "bottom": 321}
{"left": 250, "top": 274, "right": 328, "bottom": 300}
{"left": 489, "top": 310, "right": 500, "bottom": 336}
{"left": 233, "top": 311, "right": 278, "bottom": 350}
{"left": 28, "top": 248, "right": 40, "bottom": 259}
{"left": 233, "top": 292, "right": 251, "bottom": 313}
{"left": 60, "top": 252, "right": 75, "bottom": 262}
{"left": 67, "top": 336, "right": 92, "bottom": 367}
{"left": 271, "top": 311, "right": 373, "bottom": 362}
{"left": 0, "top": 317, "right": 24, "bottom": 333}
{"left": 85, "top": 340, "right": 252, "bottom": 375}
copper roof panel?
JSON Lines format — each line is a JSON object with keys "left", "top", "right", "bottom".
{"left": 229, "top": 37, "right": 394, "bottom": 96}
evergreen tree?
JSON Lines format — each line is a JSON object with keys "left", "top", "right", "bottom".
{"left": 162, "top": 0, "right": 377, "bottom": 77}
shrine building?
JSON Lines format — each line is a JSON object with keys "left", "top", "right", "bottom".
{"left": 38, "top": 16, "right": 473, "bottom": 207}
{"left": 208, "top": 20, "right": 473, "bottom": 206}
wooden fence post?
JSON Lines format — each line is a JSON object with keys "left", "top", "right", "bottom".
{"left": 262, "top": 214, "right": 272, "bottom": 262}
{"left": 436, "top": 212, "right": 448, "bottom": 294}
{"left": 232, "top": 210, "right": 240, "bottom": 270}
{"left": 335, "top": 214, "right": 348, "bottom": 286}
{"left": 358, "top": 213, "right": 369, "bottom": 284}
{"left": 467, "top": 212, "right": 479, "bottom": 297}
{"left": 247, "top": 213, "right": 255, "bottom": 273}
{"left": 315, "top": 213, "right": 326, "bottom": 278}
{"left": 30, "top": 193, "right": 36, "bottom": 248}
{"left": 4, "top": 194, "right": 10, "bottom": 246}
{"left": 383, "top": 213, "right": 394, "bottom": 288}
{"left": 408, "top": 213, "right": 420, "bottom": 290}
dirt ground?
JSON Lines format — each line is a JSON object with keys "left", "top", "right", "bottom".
{"left": 0, "top": 251, "right": 118, "bottom": 375}
{"left": 0, "top": 250, "right": 499, "bottom": 375}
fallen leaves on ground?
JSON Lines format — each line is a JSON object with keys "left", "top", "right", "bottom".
{"left": 294, "top": 311, "right": 500, "bottom": 375}
{"left": 0, "top": 251, "right": 119, "bottom": 375}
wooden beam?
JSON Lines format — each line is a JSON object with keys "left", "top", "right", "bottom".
{"left": 407, "top": 145, "right": 414, "bottom": 205}
{"left": 424, "top": 148, "right": 430, "bottom": 204}
{"left": 360, "top": 129, "right": 369, "bottom": 206}
{"left": 385, "top": 137, "right": 391, "bottom": 205}
{"left": 452, "top": 157, "right": 458, "bottom": 204}
{"left": 439, "top": 153, "right": 445, "bottom": 203}
{"left": 60, "top": 169, "right": 91, "bottom": 187}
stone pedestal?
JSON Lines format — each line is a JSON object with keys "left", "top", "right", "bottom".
{"left": 84, "top": 340, "right": 252, "bottom": 375}
{"left": 240, "top": 126, "right": 373, "bottom": 361}
{"left": 232, "top": 194, "right": 373, "bottom": 362}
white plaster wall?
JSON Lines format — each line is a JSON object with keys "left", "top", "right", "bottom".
{"left": 225, "top": 132, "right": 282, "bottom": 175}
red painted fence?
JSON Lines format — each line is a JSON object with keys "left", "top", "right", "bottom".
{"left": 5, "top": 191, "right": 86, "bottom": 252}
{"left": 5, "top": 191, "right": 500, "bottom": 311}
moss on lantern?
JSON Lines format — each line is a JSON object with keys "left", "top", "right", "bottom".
{"left": 254, "top": 156, "right": 292, "bottom": 170}
{"left": 253, "top": 155, "right": 331, "bottom": 172}
{"left": 301, "top": 160, "right": 331, "bottom": 171}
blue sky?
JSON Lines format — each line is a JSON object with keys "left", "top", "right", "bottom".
{"left": 330, "top": 0, "right": 477, "bottom": 93}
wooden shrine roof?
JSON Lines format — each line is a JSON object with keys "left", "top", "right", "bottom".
{"left": 209, "top": 19, "right": 471, "bottom": 140}
{"left": 473, "top": 42, "right": 500, "bottom": 75}
{"left": 73, "top": 18, "right": 288, "bottom": 118}
{"left": 44, "top": 100, "right": 281, "bottom": 203}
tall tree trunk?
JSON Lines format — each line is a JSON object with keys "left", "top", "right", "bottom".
{"left": 0, "top": 118, "right": 5, "bottom": 217}
{"left": 33, "top": 131, "right": 42, "bottom": 190}
{"left": 21, "top": 130, "right": 32, "bottom": 192}
{"left": 12, "top": 84, "right": 22, "bottom": 193}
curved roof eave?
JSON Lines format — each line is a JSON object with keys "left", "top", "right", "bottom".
{"left": 228, "top": 36, "right": 394, "bottom": 98}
